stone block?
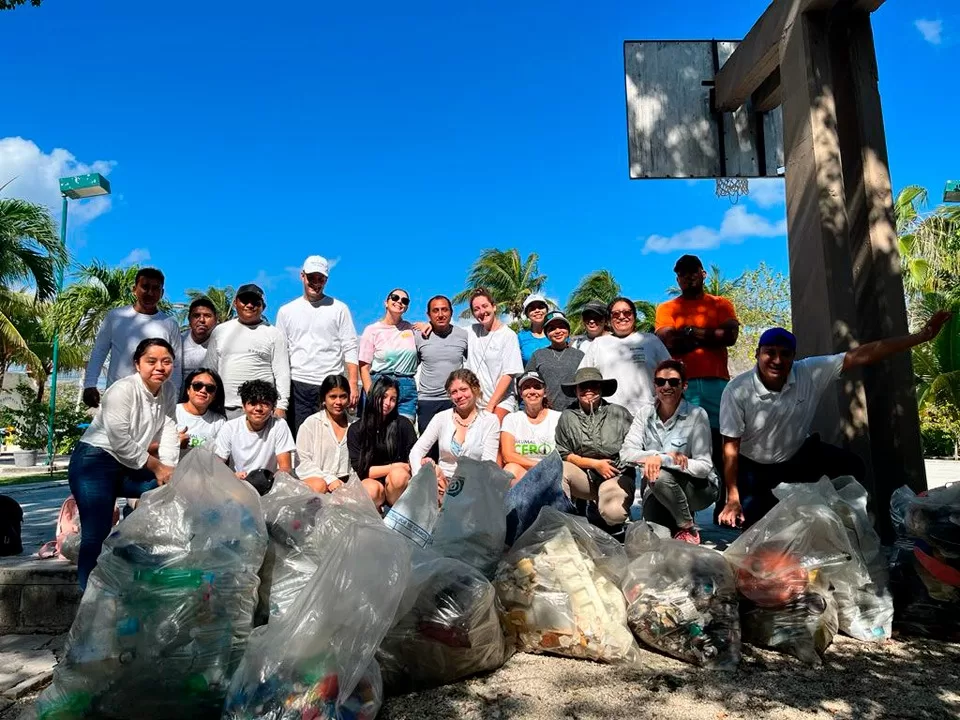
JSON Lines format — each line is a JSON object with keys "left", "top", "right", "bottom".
{"left": 0, "top": 585, "right": 21, "bottom": 633}
{"left": 19, "top": 584, "right": 81, "bottom": 633}
{"left": 0, "top": 558, "right": 77, "bottom": 586}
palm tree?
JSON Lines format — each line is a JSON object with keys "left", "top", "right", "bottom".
{"left": 565, "top": 269, "right": 656, "bottom": 334}
{"left": 452, "top": 249, "right": 547, "bottom": 320}
{"left": 53, "top": 262, "right": 140, "bottom": 345}
{"left": 913, "top": 306, "right": 960, "bottom": 457}
{"left": 895, "top": 185, "right": 960, "bottom": 311}
{"left": 181, "top": 285, "right": 236, "bottom": 326}
{"left": 666, "top": 263, "right": 741, "bottom": 298}
{"left": 0, "top": 197, "right": 66, "bottom": 369}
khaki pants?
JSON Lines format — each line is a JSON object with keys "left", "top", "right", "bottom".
{"left": 561, "top": 461, "right": 634, "bottom": 525}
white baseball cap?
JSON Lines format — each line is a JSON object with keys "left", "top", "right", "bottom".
{"left": 302, "top": 255, "right": 330, "bottom": 276}
{"left": 522, "top": 293, "right": 550, "bottom": 315}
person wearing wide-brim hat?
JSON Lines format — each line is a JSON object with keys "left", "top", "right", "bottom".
{"left": 554, "top": 367, "right": 636, "bottom": 531}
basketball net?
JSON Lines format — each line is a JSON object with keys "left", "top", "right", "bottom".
{"left": 715, "top": 177, "right": 749, "bottom": 204}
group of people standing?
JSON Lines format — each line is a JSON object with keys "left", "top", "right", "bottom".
{"left": 66, "top": 252, "right": 951, "bottom": 590}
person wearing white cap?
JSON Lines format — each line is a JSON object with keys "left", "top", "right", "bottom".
{"left": 517, "top": 293, "right": 552, "bottom": 365}
{"left": 275, "top": 256, "right": 360, "bottom": 437}
{"left": 500, "top": 371, "right": 562, "bottom": 484}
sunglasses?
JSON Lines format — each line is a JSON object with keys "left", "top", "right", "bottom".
{"left": 237, "top": 295, "right": 262, "bottom": 307}
{"left": 191, "top": 381, "right": 218, "bottom": 393}
{"left": 388, "top": 293, "right": 410, "bottom": 307}
{"left": 611, "top": 310, "right": 635, "bottom": 319}
{"left": 654, "top": 377, "right": 682, "bottom": 388}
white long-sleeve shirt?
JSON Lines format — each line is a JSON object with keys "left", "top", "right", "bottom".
{"left": 409, "top": 409, "right": 500, "bottom": 479}
{"left": 275, "top": 295, "right": 359, "bottom": 386}
{"left": 295, "top": 410, "right": 354, "bottom": 482}
{"left": 83, "top": 306, "right": 182, "bottom": 390}
{"left": 79, "top": 373, "right": 179, "bottom": 468}
{"left": 621, "top": 400, "right": 715, "bottom": 481}
{"left": 203, "top": 319, "right": 291, "bottom": 409}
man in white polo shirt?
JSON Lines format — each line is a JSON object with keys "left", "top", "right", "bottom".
{"left": 203, "top": 283, "right": 290, "bottom": 419}
{"left": 276, "top": 256, "right": 359, "bottom": 437}
{"left": 718, "top": 311, "right": 951, "bottom": 529}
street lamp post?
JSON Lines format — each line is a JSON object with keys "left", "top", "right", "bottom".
{"left": 47, "top": 173, "right": 111, "bottom": 466}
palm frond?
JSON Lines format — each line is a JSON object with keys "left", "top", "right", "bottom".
{"left": 0, "top": 198, "right": 66, "bottom": 300}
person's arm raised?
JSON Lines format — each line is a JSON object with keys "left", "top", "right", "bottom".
{"left": 843, "top": 311, "right": 952, "bottom": 372}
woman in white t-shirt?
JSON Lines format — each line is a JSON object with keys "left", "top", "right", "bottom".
{"left": 175, "top": 368, "right": 227, "bottom": 457}
{"left": 464, "top": 288, "right": 524, "bottom": 422}
{"left": 409, "top": 369, "right": 500, "bottom": 500}
{"left": 500, "top": 371, "right": 562, "bottom": 485}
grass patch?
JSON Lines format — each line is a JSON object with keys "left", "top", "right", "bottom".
{"left": 0, "top": 471, "right": 68, "bottom": 487}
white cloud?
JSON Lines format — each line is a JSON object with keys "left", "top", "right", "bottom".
{"left": 746, "top": 178, "right": 786, "bottom": 208}
{"left": 642, "top": 205, "right": 787, "bottom": 254}
{"left": 0, "top": 137, "right": 117, "bottom": 227}
{"left": 119, "top": 248, "right": 151, "bottom": 265}
{"left": 915, "top": 19, "right": 943, "bottom": 45}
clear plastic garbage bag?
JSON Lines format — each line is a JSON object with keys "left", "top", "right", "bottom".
{"left": 622, "top": 539, "right": 741, "bottom": 669}
{"left": 429, "top": 458, "right": 511, "bottom": 577}
{"left": 383, "top": 463, "right": 441, "bottom": 548}
{"left": 36, "top": 449, "right": 268, "bottom": 720}
{"left": 377, "top": 553, "right": 509, "bottom": 693}
{"left": 890, "top": 483, "right": 960, "bottom": 641}
{"left": 773, "top": 477, "right": 893, "bottom": 641}
{"left": 223, "top": 505, "right": 411, "bottom": 720}
{"left": 258, "top": 477, "right": 380, "bottom": 623}
{"left": 725, "top": 493, "right": 859, "bottom": 664}
{"left": 494, "top": 507, "right": 639, "bottom": 663}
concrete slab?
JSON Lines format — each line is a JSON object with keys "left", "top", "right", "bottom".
{"left": 0, "top": 635, "right": 59, "bottom": 699}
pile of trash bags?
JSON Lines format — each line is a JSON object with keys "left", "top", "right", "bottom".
{"left": 36, "top": 450, "right": 268, "bottom": 719}
{"left": 495, "top": 507, "right": 639, "bottom": 663}
{"left": 621, "top": 524, "right": 741, "bottom": 669}
{"left": 890, "top": 483, "right": 960, "bottom": 641}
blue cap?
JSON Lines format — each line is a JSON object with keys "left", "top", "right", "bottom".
{"left": 758, "top": 327, "right": 797, "bottom": 351}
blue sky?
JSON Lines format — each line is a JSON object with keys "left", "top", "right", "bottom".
{"left": 2, "top": 0, "right": 956, "bottom": 330}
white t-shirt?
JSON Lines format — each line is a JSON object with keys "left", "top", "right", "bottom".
{"left": 84, "top": 306, "right": 182, "bottom": 390}
{"left": 180, "top": 331, "right": 210, "bottom": 377}
{"left": 465, "top": 323, "right": 524, "bottom": 412}
{"left": 203, "top": 319, "right": 291, "bottom": 410}
{"left": 500, "top": 409, "right": 562, "bottom": 460}
{"left": 275, "top": 295, "right": 359, "bottom": 385}
{"left": 719, "top": 354, "right": 845, "bottom": 464}
{"left": 579, "top": 332, "right": 671, "bottom": 416}
{"left": 215, "top": 416, "right": 296, "bottom": 473}
{"left": 176, "top": 404, "right": 226, "bottom": 453}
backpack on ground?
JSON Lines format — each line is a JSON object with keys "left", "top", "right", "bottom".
{"left": 0, "top": 494, "right": 24, "bottom": 557}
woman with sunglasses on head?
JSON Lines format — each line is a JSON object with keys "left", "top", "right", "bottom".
{"left": 358, "top": 288, "right": 419, "bottom": 420}
{"left": 578, "top": 296, "right": 671, "bottom": 417}
{"left": 500, "top": 372, "right": 561, "bottom": 485}
{"left": 347, "top": 375, "right": 417, "bottom": 509}
{"left": 621, "top": 359, "right": 718, "bottom": 545}
{"left": 410, "top": 368, "right": 501, "bottom": 498}
{"left": 296, "top": 374, "right": 355, "bottom": 494}
{"left": 175, "top": 368, "right": 227, "bottom": 457}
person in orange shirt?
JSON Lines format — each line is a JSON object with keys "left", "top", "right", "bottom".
{"left": 655, "top": 255, "right": 739, "bottom": 521}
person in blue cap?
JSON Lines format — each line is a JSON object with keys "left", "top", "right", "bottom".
{"left": 717, "top": 311, "right": 952, "bottom": 529}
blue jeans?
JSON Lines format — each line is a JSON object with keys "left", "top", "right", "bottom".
{"left": 684, "top": 378, "right": 727, "bottom": 429}
{"left": 68, "top": 442, "right": 159, "bottom": 590}
{"left": 504, "top": 452, "right": 575, "bottom": 546}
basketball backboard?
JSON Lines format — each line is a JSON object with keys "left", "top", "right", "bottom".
{"left": 624, "top": 40, "right": 784, "bottom": 180}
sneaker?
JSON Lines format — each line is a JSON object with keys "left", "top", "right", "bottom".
{"left": 673, "top": 528, "right": 701, "bottom": 545}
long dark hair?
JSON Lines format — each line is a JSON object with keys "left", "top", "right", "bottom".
{"left": 319, "top": 374, "right": 351, "bottom": 414}
{"left": 179, "top": 367, "right": 227, "bottom": 416}
{"left": 357, "top": 376, "right": 402, "bottom": 477}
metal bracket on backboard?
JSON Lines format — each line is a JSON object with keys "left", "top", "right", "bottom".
{"left": 623, "top": 39, "right": 785, "bottom": 180}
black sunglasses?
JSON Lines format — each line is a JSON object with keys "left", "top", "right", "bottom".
{"left": 190, "top": 381, "right": 218, "bottom": 393}
{"left": 388, "top": 293, "right": 410, "bottom": 307}
{"left": 654, "top": 377, "right": 682, "bottom": 388}
{"left": 237, "top": 295, "right": 262, "bottom": 307}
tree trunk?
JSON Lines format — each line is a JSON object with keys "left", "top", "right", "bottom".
{"left": 35, "top": 372, "right": 47, "bottom": 404}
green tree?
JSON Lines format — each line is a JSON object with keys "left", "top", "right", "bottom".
{"left": 0, "top": 197, "right": 66, "bottom": 366}
{"left": 913, "top": 308, "right": 960, "bottom": 459}
{"left": 666, "top": 263, "right": 741, "bottom": 298}
{"left": 53, "top": 262, "right": 142, "bottom": 345}
{"left": 725, "top": 262, "right": 792, "bottom": 374}
{"left": 565, "top": 269, "right": 656, "bottom": 335}
{"left": 182, "top": 285, "right": 236, "bottom": 326}
{"left": 452, "top": 249, "right": 547, "bottom": 320}
{"left": 0, "top": 0, "right": 43, "bottom": 9}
